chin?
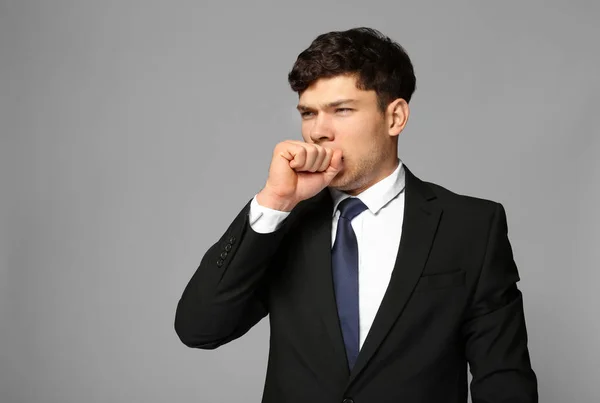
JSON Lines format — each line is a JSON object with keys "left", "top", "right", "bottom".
{"left": 327, "top": 176, "right": 345, "bottom": 190}
{"left": 329, "top": 172, "right": 358, "bottom": 192}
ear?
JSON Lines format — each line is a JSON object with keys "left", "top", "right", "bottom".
{"left": 386, "top": 98, "right": 409, "bottom": 138}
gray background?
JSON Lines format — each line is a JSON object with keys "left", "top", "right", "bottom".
{"left": 1, "top": 1, "right": 598, "bottom": 402}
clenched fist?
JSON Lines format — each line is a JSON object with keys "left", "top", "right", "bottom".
{"left": 256, "top": 140, "right": 344, "bottom": 211}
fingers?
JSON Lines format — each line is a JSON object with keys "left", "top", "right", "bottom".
{"left": 280, "top": 141, "right": 333, "bottom": 172}
{"left": 318, "top": 148, "right": 334, "bottom": 172}
{"left": 305, "top": 145, "right": 327, "bottom": 172}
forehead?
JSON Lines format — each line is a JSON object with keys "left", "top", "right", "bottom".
{"left": 298, "top": 74, "right": 376, "bottom": 106}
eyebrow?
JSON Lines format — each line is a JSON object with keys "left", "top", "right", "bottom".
{"left": 296, "top": 99, "right": 358, "bottom": 112}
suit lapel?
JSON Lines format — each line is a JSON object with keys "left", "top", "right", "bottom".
{"left": 347, "top": 165, "right": 442, "bottom": 386}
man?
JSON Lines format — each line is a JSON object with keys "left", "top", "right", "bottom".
{"left": 175, "top": 27, "right": 538, "bottom": 403}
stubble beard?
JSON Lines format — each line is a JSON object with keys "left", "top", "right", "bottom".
{"left": 328, "top": 151, "right": 383, "bottom": 193}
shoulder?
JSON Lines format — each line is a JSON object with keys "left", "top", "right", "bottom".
{"left": 412, "top": 173, "right": 513, "bottom": 258}
{"left": 406, "top": 166, "right": 504, "bottom": 226}
{"left": 426, "top": 180, "right": 498, "bottom": 212}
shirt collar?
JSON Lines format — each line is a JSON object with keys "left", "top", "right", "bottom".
{"left": 328, "top": 158, "right": 406, "bottom": 217}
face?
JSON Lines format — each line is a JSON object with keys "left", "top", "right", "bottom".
{"left": 297, "top": 74, "right": 408, "bottom": 195}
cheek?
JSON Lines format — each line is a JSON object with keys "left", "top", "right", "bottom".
{"left": 299, "top": 123, "right": 310, "bottom": 141}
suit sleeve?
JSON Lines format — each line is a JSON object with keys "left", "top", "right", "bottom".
{"left": 462, "top": 203, "right": 539, "bottom": 402}
{"left": 174, "top": 198, "right": 289, "bottom": 349}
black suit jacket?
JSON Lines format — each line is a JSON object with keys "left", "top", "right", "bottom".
{"left": 175, "top": 165, "right": 538, "bottom": 403}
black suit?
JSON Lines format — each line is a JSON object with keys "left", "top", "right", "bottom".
{"left": 175, "top": 165, "right": 538, "bottom": 403}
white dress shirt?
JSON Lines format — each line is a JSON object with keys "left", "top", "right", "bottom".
{"left": 249, "top": 159, "right": 406, "bottom": 349}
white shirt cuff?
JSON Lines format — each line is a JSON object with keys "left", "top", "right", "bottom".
{"left": 248, "top": 194, "right": 291, "bottom": 234}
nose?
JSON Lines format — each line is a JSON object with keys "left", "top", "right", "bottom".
{"left": 309, "top": 114, "right": 335, "bottom": 143}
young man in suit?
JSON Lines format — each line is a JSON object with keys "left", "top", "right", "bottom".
{"left": 175, "top": 27, "right": 538, "bottom": 403}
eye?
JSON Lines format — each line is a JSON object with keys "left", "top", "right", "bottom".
{"left": 300, "top": 111, "right": 315, "bottom": 118}
{"left": 336, "top": 108, "right": 353, "bottom": 114}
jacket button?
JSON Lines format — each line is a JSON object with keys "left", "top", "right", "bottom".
{"left": 342, "top": 399, "right": 354, "bottom": 403}
{"left": 228, "top": 236, "right": 236, "bottom": 244}
{"left": 220, "top": 251, "right": 228, "bottom": 259}
{"left": 216, "top": 259, "right": 224, "bottom": 267}
{"left": 224, "top": 244, "right": 232, "bottom": 252}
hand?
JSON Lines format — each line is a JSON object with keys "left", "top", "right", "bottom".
{"left": 257, "top": 140, "right": 343, "bottom": 211}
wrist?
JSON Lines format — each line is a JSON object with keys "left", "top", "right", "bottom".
{"left": 256, "top": 188, "right": 297, "bottom": 212}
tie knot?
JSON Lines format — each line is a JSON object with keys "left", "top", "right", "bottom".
{"left": 337, "top": 197, "right": 368, "bottom": 221}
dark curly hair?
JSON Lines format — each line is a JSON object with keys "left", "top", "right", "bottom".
{"left": 288, "top": 27, "right": 416, "bottom": 112}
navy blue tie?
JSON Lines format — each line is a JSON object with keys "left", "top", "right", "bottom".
{"left": 332, "top": 197, "right": 368, "bottom": 371}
